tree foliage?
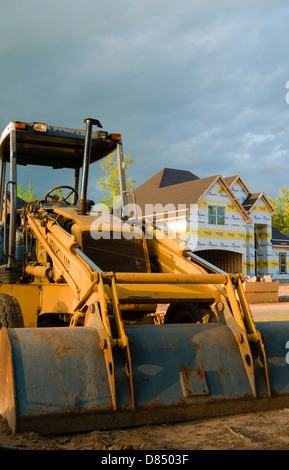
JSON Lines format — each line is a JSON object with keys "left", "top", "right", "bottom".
{"left": 269, "top": 186, "right": 289, "bottom": 234}
{"left": 17, "top": 184, "right": 64, "bottom": 202}
{"left": 17, "top": 182, "right": 36, "bottom": 202}
{"left": 96, "top": 154, "right": 136, "bottom": 207}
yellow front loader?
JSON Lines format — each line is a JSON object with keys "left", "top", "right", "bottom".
{"left": 0, "top": 118, "right": 287, "bottom": 434}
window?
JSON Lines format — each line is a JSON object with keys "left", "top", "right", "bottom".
{"left": 208, "top": 206, "right": 225, "bottom": 225}
{"left": 279, "top": 253, "right": 287, "bottom": 274}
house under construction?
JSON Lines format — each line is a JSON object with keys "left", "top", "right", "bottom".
{"left": 129, "top": 168, "right": 289, "bottom": 280}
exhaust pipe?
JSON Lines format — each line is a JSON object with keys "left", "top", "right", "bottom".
{"left": 78, "top": 118, "right": 102, "bottom": 215}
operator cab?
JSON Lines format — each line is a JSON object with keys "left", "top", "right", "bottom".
{"left": 0, "top": 119, "right": 132, "bottom": 281}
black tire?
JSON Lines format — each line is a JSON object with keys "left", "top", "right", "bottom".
{"left": 0, "top": 294, "right": 24, "bottom": 329}
{"left": 164, "top": 302, "right": 215, "bottom": 324}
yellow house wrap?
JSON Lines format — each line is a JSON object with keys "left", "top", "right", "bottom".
{"left": 130, "top": 168, "right": 289, "bottom": 279}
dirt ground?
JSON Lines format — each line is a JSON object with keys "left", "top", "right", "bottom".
{"left": 278, "top": 282, "right": 289, "bottom": 302}
{"left": 1, "top": 409, "right": 289, "bottom": 451}
{"left": 1, "top": 283, "right": 289, "bottom": 452}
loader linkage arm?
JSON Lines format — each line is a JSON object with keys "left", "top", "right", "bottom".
{"left": 228, "top": 273, "right": 271, "bottom": 396}
{"left": 84, "top": 270, "right": 271, "bottom": 412}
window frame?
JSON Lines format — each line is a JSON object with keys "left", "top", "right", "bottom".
{"left": 208, "top": 205, "right": 225, "bottom": 225}
{"left": 279, "top": 252, "right": 287, "bottom": 274}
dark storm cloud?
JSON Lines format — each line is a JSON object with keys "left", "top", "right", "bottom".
{"left": 0, "top": 0, "right": 288, "bottom": 200}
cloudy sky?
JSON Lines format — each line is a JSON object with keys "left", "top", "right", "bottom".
{"left": 1, "top": 0, "right": 289, "bottom": 202}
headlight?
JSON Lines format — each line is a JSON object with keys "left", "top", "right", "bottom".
{"left": 95, "top": 131, "right": 108, "bottom": 140}
{"left": 32, "top": 122, "right": 48, "bottom": 132}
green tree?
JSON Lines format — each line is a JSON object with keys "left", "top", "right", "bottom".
{"left": 17, "top": 182, "right": 36, "bottom": 202}
{"left": 97, "top": 154, "right": 136, "bottom": 207}
{"left": 17, "top": 183, "right": 26, "bottom": 200}
{"left": 269, "top": 186, "right": 289, "bottom": 234}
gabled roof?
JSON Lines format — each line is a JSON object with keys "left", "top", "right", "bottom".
{"left": 133, "top": 173, "right": 216, "bottom": 208}
{"left": 242, "top": 192, "right": 276, "bottom": 216}
{"left": 272, "top": 227, "right": 289, "bottom": 247}
{"left": 131, "top": 169, "right": 252, "bottom": 223}
{"left": 135, "top": 168, "right": 199, "bottom": 192}
{"left": 223, "top": 175, "right": 251, "bottom": 195}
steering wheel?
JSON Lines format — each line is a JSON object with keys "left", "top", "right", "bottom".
{"left": 44, "top": 185, "right": 78, "bottom": 205}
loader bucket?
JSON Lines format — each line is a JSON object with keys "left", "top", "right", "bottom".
{"left": 1, "top": 321, "right": 289, "bottom": 434}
